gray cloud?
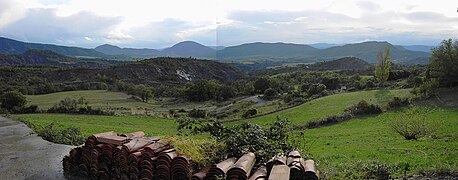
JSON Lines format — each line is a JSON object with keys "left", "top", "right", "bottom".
{"left": 217, "top": 9, "right": 458, "bottom": 46}
{"left": 0, "top": 8, "right": 121, "bottom": 47}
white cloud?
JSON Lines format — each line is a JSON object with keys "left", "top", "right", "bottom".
{"left": 0, "top": 0, "right": 457, "bottom": 47}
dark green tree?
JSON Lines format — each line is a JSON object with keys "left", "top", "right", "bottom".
{"left": 429, "top": 38, "right": 458, "bottom": 87}
{"left": 0, "top": 91, "right": 27, "bottom": 111}
{"left": 253, "top": 77, "right": 270, "bottom": 93}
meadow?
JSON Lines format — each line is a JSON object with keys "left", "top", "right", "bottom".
{"left": 14, "top": 88, "right": 458, "bottom": 178}
{"left": 230, "top": 89, "right": 412, "bottom": 126}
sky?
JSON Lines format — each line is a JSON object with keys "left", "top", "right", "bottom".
{"left": 0, "top": 0, "right": 457, "bottom": 48}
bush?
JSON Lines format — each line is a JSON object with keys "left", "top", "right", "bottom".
{"left": 0, "top": 91, "right": 27, "bottom": 112}
{"left": 390, "top": 107, "right": 438, "bottom": 140}
{"left": 176, "top": 117, "right": 295, "bottom": 166}
{"left": 32, "top": 122, "right": 85, "bottom": 145}
{"left": 47, "top": 97, "right": 113, "bottom": 115}
{"left": 242, "top": 109, "right": 257, "bottom": 118}
{"left": 21, "top": 105, "right": 39, "bottom": 113}
{"left": 262, "top": 88, "right": 277, "bottom": 100}
{"left": 188, "top": 109, "right": 206, "bottom": 118}
{"left": 307, "top": 83, "right": 326, "bottom": 96}
{"left": 48, "top": 97, "right": 78, "bottom": 113}
{"left": 303, "top": 112, "right": 353, "bottom": 129}
{"left": 418, "top": 79, "right": 439, "bottom": 98}
{"left": 345, "top": 100, "right": 382, "bottom": 116}
{"left": 388, "top": 97, "right": 410, "bottom": 109}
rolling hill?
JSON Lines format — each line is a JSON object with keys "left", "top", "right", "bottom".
{"left": 313, "top": 41, "right": 430, "bottom": 64}
{"left": 216, "top": 42, "right": 318, "bottom": 59}
{"left": 95, "top": 44, "right": 162, "bottom": 57}
{"left": 162, "top": 41, "right": 216, "bottom": 58}
{"left": 0, "top": 57, "right": 244, "bottom": 90}
{"left": 310, "top": 57, "right": 371, "bottom": 70}
{"left": 0, "top": 37, "right": 107, "bottom": 58}
{"left": 0, "top": 37, "right": 432, "bottom": 64}
{"left": 0, "top": 49, "right": 118, "bottom": 67}
{"left": 215, "top": 41, "right": 431, "bottom": 64}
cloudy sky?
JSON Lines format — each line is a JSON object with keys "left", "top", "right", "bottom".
{"left": 0, "top": 0, "right": 457, "bottom": 48}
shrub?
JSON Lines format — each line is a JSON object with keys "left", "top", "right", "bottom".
{"left": 308, "top": 83, "right": 326, "bottom": 96}
{"left": 176, "top": 117, "right": 295, "bottom": 166}
{"left": 358, "top": 160, "right": 392, "bottom": 179}
{"left": 303, "top": 112, "right": 353, "bottom": 129}
{"left": 262, "top": 88, "right": 278, "bottom": 100}
{"left": 242, "top": 109, "right": 257, "bottom": 118}
{"left": 418, "top": 79, "right": 439, "bottom": 98}
{"left": 0, "top": 91, "right": 27, "bottom": 112}
{"left": 388, "top": 97, "right": 410, "bottom": 109}
{"left": 32, "top": 122, "right": 85, "bottom": 145}
{"left": 345, "top": 100, "right": 382, "bottom": 116}
{"left": 48, "top": 97, "right": 78, "bottom": 113}
{"left": 390, "top": 107, "right": 438, "bottom": 140}
{"left": 188, "top": 109, "right": 206, "bottom": 118}
{"left": 21, "top": 105, "right": 39, "bottom": 113}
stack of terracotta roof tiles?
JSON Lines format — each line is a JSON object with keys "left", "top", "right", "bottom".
{"left": 63, "top": 131, "right": 318, "bottom": 180}
{"left": 192, "top": 151, "right": 318, "bottom": 180}
{"left": 62, "top": 131, "right": 195, "bottom": 180}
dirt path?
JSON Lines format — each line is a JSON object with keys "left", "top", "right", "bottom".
{"left": 0, "top": 116, "right": 73, "bottom": 180}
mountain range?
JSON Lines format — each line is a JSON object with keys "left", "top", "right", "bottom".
{"left": 0, "top": 37, "right": 432, "bottom": 64}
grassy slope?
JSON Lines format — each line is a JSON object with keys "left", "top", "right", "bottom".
{"left": 13, "top": 114, "right": 177, "bottom": 137}
{"left": 14, "top": 88, "right": 458, "bottom": 177}
{"left": 26, "top": 90, "right": 159, "bottom": 110}
{"left": 307, "top": 107, "right": 458, "bottom": 176}
{"left": 231, "top": 89, "right": 411, "bottom": 126}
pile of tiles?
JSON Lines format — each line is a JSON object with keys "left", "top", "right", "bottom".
{"left": 191, "top": 151, "right": 318, "bottom": 180}
{"left": 62, "top": 131, "right": 194, "bottom": 180}
{"left": 63, "top": 131, "right": 318, "bottom": 180}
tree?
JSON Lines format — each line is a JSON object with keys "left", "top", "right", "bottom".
{"left": 253, "top": 78, "right": 270, "bottom": 93}
{"left": 262, "top": 88, "right": 277, "bottom": 100}
{"left": 374, "top": 45, "right": 391, "bottom": 87}
{"left": 429, "top": 38, "right": 458, "bottom": 87}
{"left": 0, "top": 91, "right": 27, "bottom": 111}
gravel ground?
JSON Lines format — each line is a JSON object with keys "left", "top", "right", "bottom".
{"left": 0, "top": 116, "right": 73, "bottom": 180}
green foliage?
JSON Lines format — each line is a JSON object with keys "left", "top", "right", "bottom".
{"left": 48, "top": 97, "right": 78, "bottom": 113}
{"left": 242, "top": 109, "right": 257, "bottom": 118}
{"left": 429, "top": 38, "right": 458, "bottom": 87}
{"left": 177, "top": 117, "right": 295, "bottom": 166}
{"left": 262, "top": 88, "right": 277, "bottom": 100}
{"left": 345, "top": 100, "right": 382, "bottom": 116}
{"left": 253, "top": 77, "right": 271, "bottom": 93}
{"left": 126, "top": 84, "right": 153, "bottom": 102}
{"left": 165, "top": 136, "right": 226, "bottom": 169}
{"left": 0, "top": 90, "right": 27, "bottom": 112}
{"left": 307, "top": 83, "right": 326, "bottom": 96}
{"left": 411, "top": 79, "right": 439, "bottom": 98}
{"left": 388, "top": 97, "right": 410, "bottom": 109}
{"left": 374, "top": 45, "right": 391, "bottom": 87}
{"left": 301, "top": 112, "right": 353, "bottom": 129}
{"left": 188, "top": 109, "right": 206, "bottom": 118}
{"left": 48, "top": 97, "right": 114, "bottom": 115}
{"left": 26, "top": 122, "right": 85, "bottom": 145}
{"left": 184, "top": 80, "right": 235, "bottom": 102}
{"left": 390, "top": 107, "right": 439, "bottom": 140}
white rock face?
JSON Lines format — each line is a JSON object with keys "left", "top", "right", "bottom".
{"left": 176, "top": 69, "right": 193, "bottom": 81}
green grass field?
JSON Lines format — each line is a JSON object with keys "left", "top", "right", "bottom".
{"left": 26, "top": 90, "right": 160, "bottom": 110}
{"left": 13, "top": 114, "right": 178, "bottom": 137}
{"left": 306, "top": 107, "right": 458, "bottom": 177}
{"left": 230, "top": 89, "right": 412, "bottom": 126}
{"left": 14, "top": 88, "right": 458, "bottom": 177}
